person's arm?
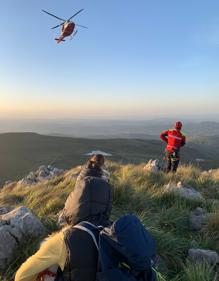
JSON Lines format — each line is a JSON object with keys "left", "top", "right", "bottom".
{"left": 160, "top": 130, "right": 168, "bottom": 143}
{"left": 15, "top": 231, "right": 67, "bottom": 281}
{"left": 181, "top": 135, "right": 186, "bottom": 147}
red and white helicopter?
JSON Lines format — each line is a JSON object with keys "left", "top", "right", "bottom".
{"left": 42, "top": 9, "right": 87, "bottom": 43}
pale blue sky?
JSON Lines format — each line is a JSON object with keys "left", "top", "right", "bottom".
{"left": 0, "top": 0, "right": 219, "bottom": 119}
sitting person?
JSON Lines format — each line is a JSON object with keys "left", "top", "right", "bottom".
{"left": 15, "top": 177, "right": 112, "bottom": 281}
{"left": 77, "top": 154, "right": 110, "bottom": 182}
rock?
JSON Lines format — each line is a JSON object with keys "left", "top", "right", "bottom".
{"left": 18, "top": 171, "right": 37, "bottom": 186}
{"left": 37, "top": 165, "right": 50, "bottom": 178}
{"left": 193, "top": 207, "right": 205, "bottom": 215}
{"left": 0, "top": 206, "right": 13, "bottom": 215}
{"left": 38, "top": 170, "right": 49, "bottom": 178}
{"left": 4, "top": 180, "right": 13, "bottom": 186}
{"left": 51, "top": 167, "right": 64, "bottom": 176}
{"left": 177, "top": 181, "right": 189, "bottom": 189}
{"left": 164, "top": 182, "right": 204, "bottom": 201}
{"left": 0, "top": 206, "right": 45, "bottom": 270}
{"left": 38, "top": 165, "right": 50, "bottom": 173}
{"left": 0, "top": 225, "right": 21, "bottom": 270}
{"left": 27, "top": 171, "right": 37, "bottom": 181}
{"left": 189, "top": 208, "right": 210, "bottom": 231}
{"left": 188, "top": 248, "right": 219, "bottom": 265}
{"left": 18, "top": 165, "right": 64, "bottom": 186}
{"left": 144, "top": 159, "right": 160, "bottom": 173}
{"left": 1, "top": 206, "right": 45, "bottom": 237}
{"left": 18, "top": 177, "right": 36, "bottom": 186}
{"left": 47, "top": 165, "right": 53, "bottom": 171}
{"left": 0, "top": 220, "right": 8, "bottom": 227}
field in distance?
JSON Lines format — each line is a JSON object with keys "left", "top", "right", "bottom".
{"left": 0, "top": 132, "right": 219, "bottom": 185}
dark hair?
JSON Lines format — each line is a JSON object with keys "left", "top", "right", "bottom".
{"left": 87, "top": 154, "right": 105, "bottom": 169}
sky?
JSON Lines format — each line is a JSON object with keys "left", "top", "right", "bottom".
{"left": 0, "top": 0, "right": 219, "bottom": 120}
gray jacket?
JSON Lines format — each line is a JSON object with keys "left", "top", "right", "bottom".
{"left": 62, "top": 177, "right": 112, "bottom": 226}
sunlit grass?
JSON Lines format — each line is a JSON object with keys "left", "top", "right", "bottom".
{"left": 1, "top": 162, "right": 219, "bottom": 280}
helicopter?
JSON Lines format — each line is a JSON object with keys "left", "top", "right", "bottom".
{"left": 42, "top": 9, "right": 87, "bottom": 43}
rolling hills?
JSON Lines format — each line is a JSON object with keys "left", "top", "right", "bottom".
{"left": 0, "top": 132, "right": 219, "bottom": 186}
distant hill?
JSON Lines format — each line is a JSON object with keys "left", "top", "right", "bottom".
{"left": 0, "top": 132, "right": 219, "bottom": 185}
{"left": 0, "top": 119, "right": 219, "bottom": 138}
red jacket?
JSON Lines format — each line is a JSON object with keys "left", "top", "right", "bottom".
{"left": 160, "top": 129, "right": 186, "bottom": 152}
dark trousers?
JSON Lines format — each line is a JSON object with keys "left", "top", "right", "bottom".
{"left": 165, "top": 150, "right": 180, "bottom": 173}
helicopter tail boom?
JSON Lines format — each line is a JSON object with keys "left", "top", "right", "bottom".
{"left": 55, "top": 38, "right": 66, "bottom": 43}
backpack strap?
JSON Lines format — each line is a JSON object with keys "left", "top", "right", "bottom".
{"left": 73, "top": 221, "right": 101, "bottom": 251}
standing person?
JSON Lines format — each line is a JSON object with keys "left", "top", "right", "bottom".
{"left": 160, "top": 121, "right": 186, "bottom": 173}
{"left": 15, "top": 177, "right": 112, "bottom": 281}
{"left": 77, "top": 154, "right": 110, "bottom": 182}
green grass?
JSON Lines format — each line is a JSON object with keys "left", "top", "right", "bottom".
{"left": 1, "top": 162, "right": 219, "bottom": 280}
{"left": 181, "top": 261, "right": 218, "bottom": 281}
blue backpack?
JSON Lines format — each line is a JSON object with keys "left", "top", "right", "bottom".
{"left": 74, "top": 215, "right": 157, "bottom": 281}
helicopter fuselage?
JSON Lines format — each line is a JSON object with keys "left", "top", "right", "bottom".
{"left": 61, "top": 22, "right": 75, "bottom": 37}
{"left": 55, "top": 22, "right": 75, "bottom": 43}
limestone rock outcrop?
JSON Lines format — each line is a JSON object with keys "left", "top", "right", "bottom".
{"left": 188, "top": 248, "right": 219, "bottom": 265}
{"left": 18, "top": 165, "right": 64, "bottom": 186}
{"left": 189, "top": 207, "right": 211, "bottom": 231}
{"left": 0, "top": 206, "right": 45, "bottom": 270}
{"left": 164, "top": 181, "right": 203, "bottom": 201}
{"left": 144, "top": 159, "right": 160, "bottom": 173}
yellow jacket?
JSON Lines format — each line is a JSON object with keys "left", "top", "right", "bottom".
{"left": 15, "top": 231, "right": 67, "bottom": 281}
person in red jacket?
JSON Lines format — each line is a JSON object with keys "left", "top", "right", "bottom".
{"left": 160, "top": 121, "right": 186, "bottom": 173}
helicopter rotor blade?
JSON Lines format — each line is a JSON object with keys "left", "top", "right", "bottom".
{"left": 76, "top": 24, "right": 88, "bottom": 29}
{"left": 67, "top": 9, "right": 84, "bottom": 21}
{"left": 42, "top": 9, "right": 66, "bottom": 22}
{"left": 51, "top": 22, "right": 65, "bottom": 29}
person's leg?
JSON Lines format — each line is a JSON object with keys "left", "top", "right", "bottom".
{"left": 172, "top": 159, "right": 179, "bottom": 172}
{"left": 165, "top": 152, "right": 172, "bottom": 173}
{"left": 172, "top": 151, "right": 180, "bottom": 172}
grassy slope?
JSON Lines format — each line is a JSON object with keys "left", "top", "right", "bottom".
{"left": 0, "top": 163, "right": 219, "bottom": 280}
{"left": 1, "top": 132, "right": 219, "bottom": 186}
